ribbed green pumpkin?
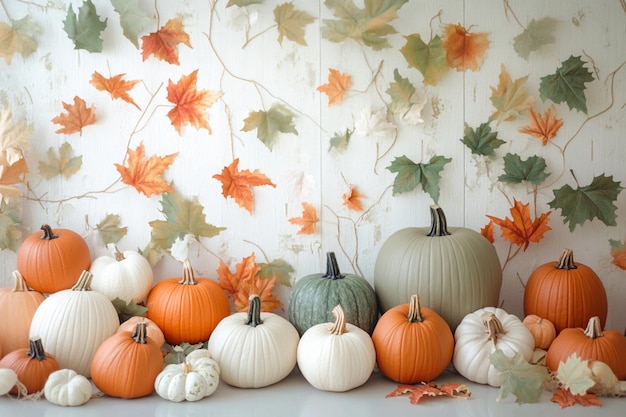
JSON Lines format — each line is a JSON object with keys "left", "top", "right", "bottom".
{"left": 373, "top": 205, "right": 502, "bottom": 331}
{"left": 288, "top": 252, "right": 378, "bottom": 336}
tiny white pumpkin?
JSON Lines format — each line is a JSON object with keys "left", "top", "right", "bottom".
{"left": 453, "top": 306, "right": 534, "bottom": 387}
{"left": 297, "top": 304, "right": 376, "bottom": 392}
{"left": 44, "top": 369, "right": 92, "bottom": 406}
{"left": 0, "top": 368, "right": 19, "bottom": 396}
{"left": 155, "top": 348, "right": 220, "bottom": 402}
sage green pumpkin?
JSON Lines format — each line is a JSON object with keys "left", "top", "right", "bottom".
{"left": 374, "top": 205, "right": 502, "bottom": 331}
{"left": 288, "top": 252, "right": 378, "bottom": 336}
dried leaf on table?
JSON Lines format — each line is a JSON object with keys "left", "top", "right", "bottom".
{"left": 489, "top": 349, "right": 550, "bottom": 404}
{"left": 386, "top": 381, "right": 471, "bottom": 404}
{"left": 551, "top": 388, "right": 601, "bottom": 408}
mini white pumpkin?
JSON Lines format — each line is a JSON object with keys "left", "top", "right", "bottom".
{"left": 0, "top": 368, "right": 19, "bottom": 396}
{"left": 89, "top": 245, "right": 154, "bottom": 303}
{"left": 297, "top": 304, "right": 376, "bottom": 392}
{"left": 453, "top": 306, "right": 534, "bottom": 387}
{"left": 44, "top": 368, "right": 92, "bottom": 406}
{"left": 207, "top": 294, "right": 299, "bottom": 388}
{"left": 155, "top": 348, "right": 220, "bottom": 402}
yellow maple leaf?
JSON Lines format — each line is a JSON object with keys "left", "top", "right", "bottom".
{"left": 487, "top": 199, "right": 551, "bottom": 250}
{"left": 519, "top": 105, "right": 563, "bottom": 145}
{"left": 442, "top": 23, "right": 489, "bottom": 72}
{"left": 114, "top": 142, "right": 178, "bottom": 197}
{"left": 342, "top": 184, "right": 364, "bottom": 211}
{"left": 212, "top": 158, "right": 276, "bottom": 214}
{"left": 317, "top": 68, "right": 351, "bottom": 105}
{"left": 288, "top": 202, "right": 319, "bottom": 234}
{"left": 141, "top": 16, "right": 191, "bottom": 65}
{"left": 90, "top": 71, "right": 141, "bottom": 110}
{"left": 51, "top": 96, "right": 96, "bottom": 136}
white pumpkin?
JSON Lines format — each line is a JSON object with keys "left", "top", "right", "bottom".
{"left": 207, "top": 294, "right": 299, "bottom": 388}
{"left": 155, "top": 348, "right": 220, "bottom": 402}
{"left": 453, "top": 307, "right": 534, "bottom": 387}
{"left": 44, "top": 369, "right": 92, "bottom": 406}
{"left": 297, "top": 304, "right": 376, "bottom": 392}
{"left": 29, "top": 271, "right": 120, "bottom": 377}
{"left": 0, "top": 368, "right": 19, "bottom": 396}
{"left": 89, "top": 245, "right": 153, "bottom": 303}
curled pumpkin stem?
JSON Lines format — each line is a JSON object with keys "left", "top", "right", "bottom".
{"left": 584, "top": 316, "right": 603, "bottom": 339}
{"left": 329, "top": 304, "right": 347, "bottom": 335}
{"left": 482, "top": 312, "right": 507, "bottom": 343}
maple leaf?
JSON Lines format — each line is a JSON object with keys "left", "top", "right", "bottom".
{"left": 90, "top": 71, "right": 141, "bottom": 110}
{"left": 317, "top": 68, "right": 351, "bottom": 106}
{"left": 283, "top": 169, "right": 315, "bottom": 200}
{"left": 354, "top": 106, "right": 395, "bottom": 137}
{"left": 241, "top": 103, "right": 298, "bottom": 150}
{"left": 0, "top": 152, "right": 28, "bottom": 203}
{"left": 343, "top": 184, "right": 364, "bottom": 211}
{"left": 551, "top": 388, "right": 601, "bottom": 409}
{"left": 490, "top": 349, "right": 550, "bottom": 404}
{"left": 0, "top": 200, "right": 22, "bottom": 251}
{"left": 556, "top": 353, "right": 595, "bottom": 395}
{"left": 609, "top": 239, "right": 626, "bottom": 270}
{"left": 111, "top": 297, "right": 148, "bottom": 323}
{"left": 114, "top": 142, "right": 178, "bottom": 197}
{"left": 442, "top": 23, "right": 489, "bottom": 72}
{"left": 481, "top": 220, "right": 495, "bottom": 243}
{"left": 212, "top": 158, "right": 276, "bottom": 214}
{"left": 548, "top": 173, "right": 623, "bottom": 232}
{"left": 401, "top": 33, "right": 448, "bottom": 86}
{"left": 166, "top": 70, "right": 223, "bottom": 134}
{"left": 514, "top": 17, "right": 558, "bottom": 60}
{"left": 487, "top": 199, "right": 551, "bottom": 250}
{"left": 490, "top": 65, "right": 535, "bottom": 123}
{"left": 386, "top": 69, "right": 427, "bottom": 124}
{"left": 38, "top": 142, "right": 82, "bottom": 180}
{"left": 498, "top": 153, "right": 550, "bottom": 185}
{"left": 519, "top": 106, "right": 563, "bottom": 145}
{"left": 0, "top": 15, "right": 40, "bottom": 64}
{"left": 111, "top": 0, "right": 152, "bottom": 48}
{"left": 274, "top": 3, "right": 315, "bottom": 46}
{"left": 386, "top": 381, "right": 471, "bottom": 404}
{"left": 63, "top": 0, "right": 107, "bottom": 53}
{"left": 328, "top": 128, "right": 353, "bottom": 152}
{"left": 51, "top": 96, "right": 96, "bottom": 136}
{"left": 256, "top": 258, "right": 294, "bottom": 288}
{"left": 460, "top": 122, "right": 505, "bottom": 159}
{"left": 539, "top": 55, "right": 594, "bottom": 113}
{"left": 96, "top": 213, "right": 128, "bottom": 245}
{"left": 141, "top": 16, "right": 192, "bottom": 65}
{"left": 0, "top": 106, "right": 32, "bottom": 164}
{"left": 386, "top": 155, "right": 451, "bottom": 203}
{"left": 288, "top": 202, "right": 319, "bottom": 234}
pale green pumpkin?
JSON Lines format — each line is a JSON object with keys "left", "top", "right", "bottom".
{"left": 373, "top": 205, "right": 502, "bottom": 331}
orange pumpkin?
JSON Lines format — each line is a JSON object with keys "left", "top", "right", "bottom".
{"left": 371, "top": 294, "right": 454, "bottom": 384}
{"left": 117, "top": 316, "right": 165, "bottom": 349}
{"left": 546, "top": 316, "right": 626, "bottom": 380}
{"left": 0, "top": 337, "right": 60, "bottom": 394}
{"left": 523, "top": 314, "right": 556, "bottom": 350}
{"left": 17, "top": 224, "right": 91, "bottom": 294}
{"left": 524, "top": 248, "right": 607, "bottom": 333}
{"left": 146, "top": 259, "right": 230, "bottom": 345}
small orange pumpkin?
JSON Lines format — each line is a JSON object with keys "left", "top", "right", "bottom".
{"left": 117, "top": 316, "right": 165, "bottom": 349}
{"left": 0, "top": 337, "right": 60, "bottom": 394}
{"left": 523, "top": 314, "right": 556, "bottom": 350}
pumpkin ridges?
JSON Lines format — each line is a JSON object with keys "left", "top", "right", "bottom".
{"left": 0, "top": 337, "right": 60, "bottom": 394}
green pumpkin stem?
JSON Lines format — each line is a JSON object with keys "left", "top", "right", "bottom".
{"left": 426, "top": 205, "right": 451, "bottom": 237}
{"left": 329, "top": 304, "right": 347, "bottom": 335}
{"left": 556, "top": 248, "right": 578, "bottom": 270}
{"left": 407, "top": 294, "right": 425, "bottom": 323}
{"left": 132, "top": 321, "right": 149, "bottom": 344}
{"left": 71, "top": 270, "right": 93, "bottom": 291}
{"left": 39, "top": 224, "right": 59, "bottom": 240}
{"left": 12, "top": 270, "right": 30, "bottom": 292}
{"left": 482, "top": 312, "right": 507, "bottom": 343}
{"left": 323, "top": 252, "right": 344, "bottom": 280}
{"left": 27, "top": 337, "right": 48, "bottom": 361}
{"left": 179, "top": 259, "right": 198, "bottom": 285}
{"left": 245, "top": 294, "right": 264, "bottom": 327}
{"left": 583, "top": 316, "right": 603, "bottom": 339}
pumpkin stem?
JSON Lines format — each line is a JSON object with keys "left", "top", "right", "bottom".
{"left": 426, "top": 205, "right": 451, "bottom": 237}
{"left": 183, "top": 362, "right": 193, "bottom": 373}
{"left": 482, "top": 312, "right": 507, "bottom": 343}
{"left": 12, "top": 270, "right": 30, "bottom": 292}
{"left": 39, "top": 224, "right": 59, "bottom": 240}
{"left": 113, "top": 246, "right": 125, "bottom": 261}
{"left": 323, "top": 252, "right": 344, "bottom": 280}
{"left": 179, "top": 259, "right": 198, "bottom": 285}
{"left": 132, "top": 321, "right": 149, "bottom": 344}
{"left": 244, "top": 294, "right": 264, "bottom": 327}
{"left": 583, "top": 316, "right": 604, "bottom": 339}
{"left": 556, "top": 248, "right": 578, "bottom": 270}
{"left": 407, "top": 294, "right": 425, "bottom": 323}
{"left": 71, "top": 270, "right": 93, "bottom": 291}
{"left": 329, "top": 304, "right": 347, "bottom": 335}
{"left": 27, "top": 337, "right": 48, "bottom": 361}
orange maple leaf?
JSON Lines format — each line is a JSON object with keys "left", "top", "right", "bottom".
{"left": 442, "top": 23, "right": 489, "bottom": 72}
{"left": 216, "top": 253, "right": 282, "bottom": 312}
{"left": 551, "top": 388, "right": 601, "bottom": 408}
{"left": 317, "top": 68, "right": 351, "bottom": 105}
{"left": 288, "top": 202, "right": 319, "bottom": 234}
{"left": 480, "top": 220, "right": 495, "bottom": 243}
{"left": 166, "top": 69, "right": 223, "bottom": 134}
{"left": 114, "top": 142, "right": 178, "bottom": 197}
{"left": 610, "top": 243, "right": 626, "bottom": 270}
{"left": 141, "top": 16, "right": 191, "bottom": 65}
{"left": 212, "top": 158, "right": 276, "bottom": 214}
{"left": 342, "top": 184, "right": 364, "bottom": 211}
{"left": 487, "top": 199, "right": 551, "bottom": 250}
{"left": 386, "top": 382, "right": 471, "bottom": 405}
{"left": 90, "top": 71, "right": 141, "bottom": 110}
{"left": 519, "top": 105, "right": 563, "bottom": 145}
{"left": 51, "top": 96, "right": 96, "bottom": 136}
{"left": 0, "top": 152, "right": 28, "bottom": 203}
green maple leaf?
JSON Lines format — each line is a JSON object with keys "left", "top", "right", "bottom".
{"left": 460, "top": 122, "right": 505, "bottom": 159}
{"left": 148, "top": 188, "right": 226, "bottom": 253}
{"left": 328, "top": 128, "right": 352, "bottom": 152}
{"left": 96, "top": 213, "right": 128, "bottom": 245}
{"left": 514, "top": 17, "right": 558, "bottom": 60}
{"left": 111, "top": 0, "right": 152, "bottom": 48}
{"left": 274, "top": 3, "right": 315, "bottom": 46}
{"left": 227, "top": 0, "right": 263, "bottom": 7}
{"left": 241, "top": 103, "right": 298, "bottom": 151}
{"left": 162, "top": 341, "right": 205, "bottom": 365}
{"left": 322, "top": 0, "right": 409, "bottom": 50}
{"left": 257, "top": 258, "right": 295, "bottom": 287}
{"left": 38, "top": 142, "right": 82, "bottom": 179}
{"left": 111, "top": 297, "right": 148, "bottom": 323}
{"left": 498, "top": 153, "right": 550, "bottom": 185}
{"left": 386, "top": 69, "right": 416, "bottom": 113}
{"left": 386, "top": 154, "right": 452, "bottom": 203}
{"left": 0, "top": 15, "right": 41, "bottom": 64}
{"left": 0, "top": 200, "right": 22, "bottom": 251}
{"left": 539, "top": 55, "right": 594, "bottom": 113}
{"left": 63, "top": 0, "right": 108, "bottom": 53}
{"left": 548, "top": 173, "right": 623, "bottom": 232}
{"left": 400, "top": 33, "right": 448, "bottom": 86}
{"left": 490, "top": 349, "right": 549, "bottom": 404}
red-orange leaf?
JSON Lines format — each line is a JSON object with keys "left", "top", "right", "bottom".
{"left": 551, "top": 388, "right": 601, "bottom": 408}
{"left": 481, "top": 220, "right": 495, "bottom": 243}
{"left": 141, "top": 16, "right": 191, "bottom": 65}
{"left": 288, "top": 202, "right": 318, "bottom": 234}
{"left": 342, "top": 184, "right": 364, "bottom": 211}
{"left": 114, "top": 142, "right": 178, "bottom": 197}
{"left": 317, "top": 68, "right": 351, "bottom": 105}
{"left": 90, "top": 71, "right": 140, "bottom": 110}
{"left": 387, "top": 382, "right": 471, "bottom": 405}
{"left": 487, "top": 199, "right": 551, "bottom": 250}
{"left": 442, "top": 23, "right": 489, "bottom": 71}
{"left": 51, "top": 96, "right": 96, "bottom": 136}
{"left": 610, "top": 241, "right": 626, "bottom": 270}
{"left": 166, "top": 69, "right": 223, "bottom": 134}
{"left": 212, "top": 158, "right": 276, "bottom": 214}
{"left": 519, "top": 105, "right": 563, "bottom": 145}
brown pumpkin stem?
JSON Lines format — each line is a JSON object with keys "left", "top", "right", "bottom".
{"left": 39, "top": 224, "right": 59, "bottom": 240}
{"left": 245, "top": 294, "right": 264, "bottom": 327}
{"left": 27, "top": 337, "right": 48, "bottom": 361}
{"left": 323, "top": 252, "right": 344, "bottom": 280}
{"left": 426, "top": 205, "right": 451, "bottom": 237}
{"left": 71, "top": 270, "right": 93, "bottom": 291}
{"left": 482, "top": 312, "right": 507, "bottom": 343}
{"left": 132, "top": 321, "right": 149, "bottom": 344}
{"left": 179, "top": 259, "right": 198, "bottom": 285}
{"left": 329, "top": 304, "right": 347, "bottom": 335}
{"left": 407, "top": 294, "right": 425, "bottom": 323}
{"left": 584, "top": 316, "right": 604, "bottom": 339}
{"left": 556, "top": 248, "right": 578, "bottom": 270}
{"left": 113, "top": 246, "right": 125, "bottom": 261}
{"left": 12, "top": 270, "right": 30, "bottom": 292}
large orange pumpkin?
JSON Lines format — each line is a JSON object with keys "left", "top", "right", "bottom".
{"left": 146, "top": 259, "right": 230, "bottom": 345}
{"left": 17, "top": 224, "right": 91, "bottom": 293}
{"left": 524, "top": 248, "right": 607, "bottom": 334}
{"left": 0, "top": 337, "right": 60, "bottom": 394}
